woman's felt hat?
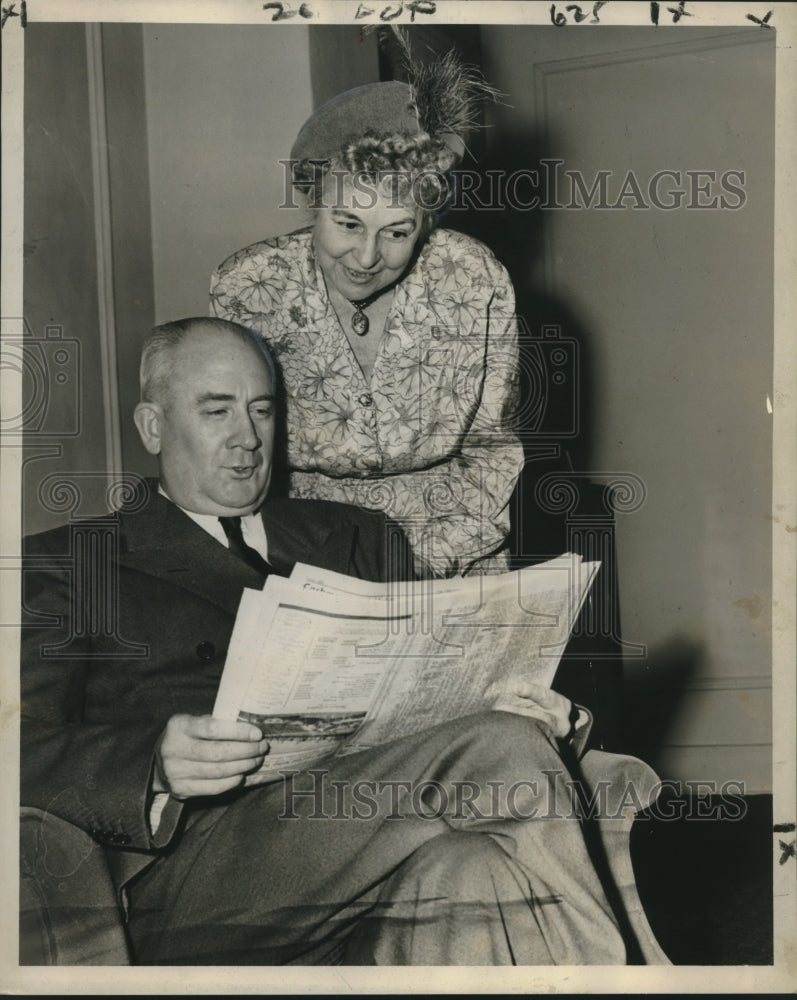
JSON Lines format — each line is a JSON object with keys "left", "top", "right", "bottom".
{"left": 290, "top": 81, "right": 421, "bottom": 163}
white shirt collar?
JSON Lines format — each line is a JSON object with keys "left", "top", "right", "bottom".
{"left": 158, "top": 485, "right": 269, "bottom": 562}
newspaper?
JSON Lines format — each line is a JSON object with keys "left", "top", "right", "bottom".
{"left": 213, "top": 553, "right": 599, "bottom": 782}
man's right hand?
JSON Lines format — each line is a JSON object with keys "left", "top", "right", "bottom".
{"left": 487, "top": 681, "right": 574, "bottom": 739}
{"left": 153, "top": 714, "right": 269, "bottom": 800}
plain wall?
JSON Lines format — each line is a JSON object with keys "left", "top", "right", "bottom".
{"left": 309, "top": 24, "right": 380, "bottom": 105}
{"left": 142, "top": 24, "right": 315, "bottom": 323}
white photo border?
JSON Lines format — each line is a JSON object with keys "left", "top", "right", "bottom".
{"left": 1, "top": 1, "right": 795, "bottom": 993}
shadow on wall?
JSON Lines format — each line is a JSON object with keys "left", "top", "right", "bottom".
{"left": 448, "top": 127, "right": 599, "bottom": 566}
{"left": 622, "top": 636, "right": 705, "bottom": 777}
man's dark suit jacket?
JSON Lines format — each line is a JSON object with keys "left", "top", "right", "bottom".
{"left": 20, "top": 484, "right": 413, "bottom": 891}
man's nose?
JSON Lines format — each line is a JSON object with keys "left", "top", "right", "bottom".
{"left": 229, "top": 412, "right": 260, "bottom": 450}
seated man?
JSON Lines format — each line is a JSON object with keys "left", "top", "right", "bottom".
{"left": 21, "top": 316, "right": 637, "bottom": 966}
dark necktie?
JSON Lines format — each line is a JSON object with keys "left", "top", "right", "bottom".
{"left": 218, "top": 516, "right": 270, "bottom": 577}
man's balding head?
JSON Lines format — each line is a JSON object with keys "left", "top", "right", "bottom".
{"left": 139, "top": 317, "right": 276, "bottom": 409}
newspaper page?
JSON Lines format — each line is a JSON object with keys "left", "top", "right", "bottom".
{"left": 213, "top": 554, "right": 599, "bottom": 781}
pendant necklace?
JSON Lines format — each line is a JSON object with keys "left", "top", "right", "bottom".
{"left": 349, "top": 292, "right": 381, "bottom": 336}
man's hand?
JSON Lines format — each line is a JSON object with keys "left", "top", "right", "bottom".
{"left": 153, "top": 714, "right": 269, "bottom": 800}
{"left": 488, "top": 680, "right": 574, "bottom": 739}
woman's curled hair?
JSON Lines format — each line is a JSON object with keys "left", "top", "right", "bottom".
{"left": 293, "top": 129, "right": 459, "bottom": 222}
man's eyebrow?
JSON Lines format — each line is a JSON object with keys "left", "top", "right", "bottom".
{"left": 195, "top": 392, "right": 235, "bottom": 404}
{"left": 195, "top": 392, "right": 276, "bottom": 403}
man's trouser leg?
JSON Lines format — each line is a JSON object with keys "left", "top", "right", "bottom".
{"left": 127, "top": 711, "right": 626, "bottom": 965}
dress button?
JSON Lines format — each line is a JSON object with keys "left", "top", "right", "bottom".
{"left": 358, "top": 393, "right": 373, "bottom": 407}
{"left": 196, "top": 641, "right": 215, "bottom": 661}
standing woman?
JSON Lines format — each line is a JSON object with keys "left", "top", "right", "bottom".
{"left": 210, "top": 53, "right": 523, "bottom": 578}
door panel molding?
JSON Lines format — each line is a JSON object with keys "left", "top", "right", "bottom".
{"left": 86, "top": 23, "right": 123, "bottom": 482}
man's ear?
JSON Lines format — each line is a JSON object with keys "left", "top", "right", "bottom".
{"left": 134, "top": 401, "right": 164, "bottom": 456}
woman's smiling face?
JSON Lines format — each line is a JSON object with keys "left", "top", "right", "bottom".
{"left": 312, "top": 173, "right": 424, "bottom": 301}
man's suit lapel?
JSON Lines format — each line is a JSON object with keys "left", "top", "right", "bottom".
{"left": 118, "top": 488, "right": 265, "bottom": 617}
{"left": 260, "top": 499, "right": 357, "bottom": 578}
{"left": 116, "top": 489, "right": 360, "bottom": 613}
